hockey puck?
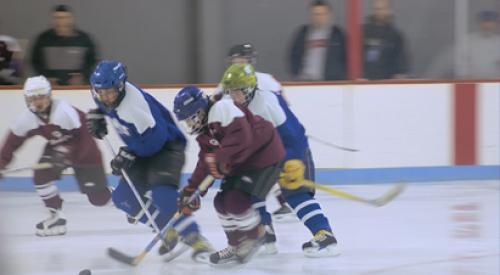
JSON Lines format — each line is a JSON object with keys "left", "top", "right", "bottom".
{"left": 79, "top": 269, "right": 91, "bottom": 275}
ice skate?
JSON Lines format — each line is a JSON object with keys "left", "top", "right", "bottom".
{"left": 272, "top": 204, "right": 296, "bottom": 222}
{"left": 261, "top": 224, "right": 278, "bottom": 254}
{"left": 158, "top": 228, "right": 180, "bottom": 255}
{"left": 235, "top": 226, "right": 265, "bottom": 263}
{"left": 209, "top": 245, "right": 238, "bottom": 265}
{"left": 35, "top": 208, "right": 67, "bottom": 237}
{"left": 184, "top": 231, "right": 214, "bottom": 264}
{"left": 302, "top": 229, "right": 340, "bottom": 257}
{"left": 160, "top": 228, "right": 190, "bottom": 262}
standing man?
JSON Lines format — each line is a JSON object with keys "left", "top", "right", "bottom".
{"left": 289, "top": 0, "right": 347, "bottom": 81}
{"left": 31, "top": 4, "right": 98, "bottom": 85}
{"left": 362, "top": 0, "right": 409, "bottom": 79}
{"left": 86, "top": 60, "right": 212, "bottom": 262}
{"left": 0, "top": 75, "right": 112, "bottom": 237}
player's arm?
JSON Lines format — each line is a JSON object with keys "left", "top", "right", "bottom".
{"left": 0, "top": 131, "right": 28, "bottom": 169}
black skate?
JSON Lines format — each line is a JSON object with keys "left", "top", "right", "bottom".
{"left": 272, "top": 204, "right": 296, "bottom": 222}
{"left": 209, "top": 246, "right": 238, "bottom": 265}
{"left": 302, "top": 230, "right": 340, "bottom": 257}
{"left": 36, "top": 208, "right": 67, "bottom": 237}
{"left": 261, "top": 224, "right": 278, "bottom": 254}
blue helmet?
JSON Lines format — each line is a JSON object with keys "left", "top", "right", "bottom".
{"left": 90, "top": 60, "right": 127, "bottom": 110}
{"left": 90, "top": 60, "right": 127, "bottom": 90}
{"left": 173, "top": 85, "right": 209, "bottom": 134}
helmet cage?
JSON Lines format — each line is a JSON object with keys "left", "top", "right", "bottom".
{"left": 178, "top": 108, "right": 207, "bottom": 135}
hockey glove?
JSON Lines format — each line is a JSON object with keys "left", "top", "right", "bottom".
{"left": 177, "top": 186, "right": 201, "bottom": 215}
{"left": 279, "top": 159, "right": 305, "bottom": 190}
{"left": 204, "top": 153, "right": 227, "bottom": 179}
{"left": 41, "top": 146, "right": 70, "bottom": 169}
{"left": 110, "top": 147, "right": 136, "bottom": 176}
{"left": 86, "top": 108, "right": 108, "bottom": 139}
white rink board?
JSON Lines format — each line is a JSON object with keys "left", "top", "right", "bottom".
{"left": 0, "top": 82, "right": 498, "bottom": 174}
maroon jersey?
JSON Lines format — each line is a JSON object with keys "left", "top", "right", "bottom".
{"left": 188, "top": 98, "right": 285, "bottom": 189}
{"left": 0, "top": 99, "right": 102, "bottom": 168}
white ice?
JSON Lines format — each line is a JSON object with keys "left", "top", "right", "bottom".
{"left": 1, "top": 181, "right": 499, "bottom": 275}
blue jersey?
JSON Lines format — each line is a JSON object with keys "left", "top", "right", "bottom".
{"left": 246, "top": 88, "right": 309, "bottom": 161}
{"left": 95, "top": 82, "right": 186, "bottom": 157}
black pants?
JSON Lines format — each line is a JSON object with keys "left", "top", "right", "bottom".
{"left": 220, "top": 162, "right": 282, "bottom": 200}
{"left": 126, "top": 140, "right": 186, "bottom": 188}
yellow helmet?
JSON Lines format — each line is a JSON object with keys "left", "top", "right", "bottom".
{"left": 221, "top": 64, "right": 257, "bottom": 106}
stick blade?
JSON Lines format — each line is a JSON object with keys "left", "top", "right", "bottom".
{"left": 372, "top": 183, "right": 406, "bottom": 207}
{"left": 107, "top": 247, "right": 140, "bottom": 266}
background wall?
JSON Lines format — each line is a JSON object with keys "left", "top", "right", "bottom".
{"left": 0, "top": 82, "right": 498, "bottom": 175}
{"left": 1, "top": 0, "right": 499, "bottom": 83}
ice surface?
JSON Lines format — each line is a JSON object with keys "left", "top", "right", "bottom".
{"left": 0, "top": 181, "right": 498, "bottom": 275}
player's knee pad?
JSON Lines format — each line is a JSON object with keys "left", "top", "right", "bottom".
{"left": 224, "top": 189, "right": 251, "bottom": 215}
{"left": 86, "top": 187, "right": 112, "bottom": 206}
{"left": 34, "top": 169, "right": 60, "bottom": 186}
{"left": 213, "top": 191, "right": 225, "bottom": 214}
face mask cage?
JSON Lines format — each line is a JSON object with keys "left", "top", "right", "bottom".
{"left": 25, "top": 94, "right": 51, "bottom": 115}
{"left": 225, "top": 86, "right": 255, "bottom": 106}
{"left": 179, "top": 108, "right": 207, "bottom": 135}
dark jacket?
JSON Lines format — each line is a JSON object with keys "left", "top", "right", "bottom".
{"left": 31, "top": 29, "right": 97, "bottom": 85}
{"left": 289, "top": 25, "right": 347, "bottom": 80}
{"left": 363, "top": 16, "right": 408, "bottom": 79}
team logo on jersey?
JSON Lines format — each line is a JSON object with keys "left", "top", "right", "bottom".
{"left": 110, "top": 118, "right": 130, "bottom": 136}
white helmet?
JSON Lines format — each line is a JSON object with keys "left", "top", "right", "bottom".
{"left": 23, "top": 76, "right": 51, "bottom": 98}
{"left": 23, "top": 76, "right": 52, "bottom": 114}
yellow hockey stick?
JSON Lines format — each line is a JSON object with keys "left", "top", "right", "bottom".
{"left": 301, "top": 180, "right": 406, "bottom": 207}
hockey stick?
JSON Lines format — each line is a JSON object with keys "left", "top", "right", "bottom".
{"left": 301, "top": 180, "right": 405, "bottom": 207}
{"left": 308, "top": 135, "right": 359, "bottom": 152}
{"left": 0, "top": 162, "right": 53, "bottom": 175}
{"left": 107, "top": 174, "right": 214, "bottom": 266}
{"left": 103, "top": 137, "right": 164, "bottom": 234}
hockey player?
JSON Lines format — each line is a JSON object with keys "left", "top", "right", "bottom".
{"left": 85, "top": 60, "right": 212, "bottom": 262}
{"left": 0, "top": 75, "right": 112, "bottom": 237}
{"left": 221, "top": 64, "right": 340, "bottom": 257}
{"left": 225, "top": 43, "right": 295, "bottom": 223}
{"left": 173, "top": 85, "right": 285, "bottom": 265}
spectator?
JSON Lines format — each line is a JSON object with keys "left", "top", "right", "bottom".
{"left": 288, "top": 0, "right": 346, "bottom": 81}
{"left": 363, "top": 0, "right": 409, "bottom": 79}
{"left": 31, "top": 4, "right": 98, "bottom": 86}
{"left": 456, "top": 10, "right": 500, "bottom": 78}
{"left": 0, "top": 34, "right": 23, "bottom": 85}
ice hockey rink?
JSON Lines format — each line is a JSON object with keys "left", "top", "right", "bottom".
{"left": 0, "top": 180, "right": 498, "bottom": 275}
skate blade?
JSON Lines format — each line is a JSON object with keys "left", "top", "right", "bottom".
{"left": 192, "top": 250, "right": 213, "bottom": 264}
{"left": 258, "top": 243, "right": 278, "bottom": 255}
{"left": 163, "top": 243, "right": 190, "bottom": 262}
{"left": 304, "top": 245, "right": 341, "bottom": 258}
